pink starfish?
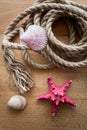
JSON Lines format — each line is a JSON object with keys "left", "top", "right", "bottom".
{"left": 37, "top": 76, "right": 77, "bottom": 116}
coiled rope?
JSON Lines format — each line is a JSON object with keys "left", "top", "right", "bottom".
{"left": 2, "top": 0, "right": 87, "bottom": 93}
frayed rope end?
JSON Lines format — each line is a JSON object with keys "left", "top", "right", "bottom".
{"left": 3, "top": 48, "right": 34, "bottom": 93}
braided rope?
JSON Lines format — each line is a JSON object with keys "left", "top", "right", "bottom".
{"left": 2, "top": 0, "right": 87, "bottom": 93}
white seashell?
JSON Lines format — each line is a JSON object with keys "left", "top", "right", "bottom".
{"left": 8, "top": 95, "right": 27, "bottom": 110}
{"left": 20, "top": 25, "right": 48, "bottom": 51}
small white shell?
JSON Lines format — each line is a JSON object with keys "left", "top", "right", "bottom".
{"left": 8, "top": 95, "right": 27, "bottom": 110}
{"left": 20, "top": 25, "right": 48, "bottom": 51}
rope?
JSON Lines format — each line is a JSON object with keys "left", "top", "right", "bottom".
{"left": 2, "top": 0, "right": 87, "bottom": 93}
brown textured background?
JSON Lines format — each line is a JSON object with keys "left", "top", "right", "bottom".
{"left": 0, "top": 0, "right": 87, "bottom": 130}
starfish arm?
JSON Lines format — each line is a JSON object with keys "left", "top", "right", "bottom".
{"left": 64, "top": 95, "right": 77, "bottom": 107}
{"left": 62, "top": 80, "right": 72, "bottom": 92}
{"left": 51, "top": 101, "right": 59, "bottom": 116}
{"left": 48, "top": 76, "right": 56, "bottom": 90}
{"left": 37, "top": 92, "right": 51, "bottom": 100}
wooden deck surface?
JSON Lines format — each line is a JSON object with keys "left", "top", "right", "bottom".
{"left": 0, "top": 0, "right": 87, "bottom": 130}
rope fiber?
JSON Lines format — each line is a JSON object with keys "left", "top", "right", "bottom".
{"left": 2, "top": 0, "right": 87, "bottom": 93}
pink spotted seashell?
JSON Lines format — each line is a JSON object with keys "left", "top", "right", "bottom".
{"left": 20, "top": 25, "right": 48, "bottom": 51}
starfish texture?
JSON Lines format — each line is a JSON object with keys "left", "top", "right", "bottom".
{"left": 37, "top": 76, "right": 77, "bottom": 116}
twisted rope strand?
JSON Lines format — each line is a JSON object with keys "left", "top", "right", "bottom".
{"left": 2, "top": 0, "right": 87, "bottom": 93}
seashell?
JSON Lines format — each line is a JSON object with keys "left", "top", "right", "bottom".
{"left": 8, "top": 95, "right": 27, "bottom": 110}
{"left": 20, "top": 25, "right": 48, "bottom": 51}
